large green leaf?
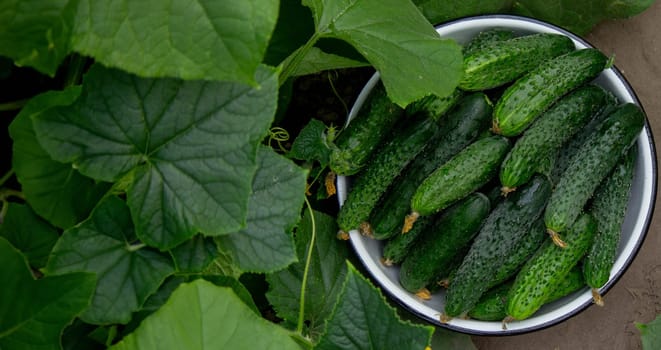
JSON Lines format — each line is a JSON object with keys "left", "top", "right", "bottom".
{"left": 512, "top": 0, "right": 656, "bottom": 34}
{"left": 315, "top": 263, "right": 434, "bottom": 350}
{"left": 0, "top": 203, "right": 59, "bottom": 268}
{"left": 46, "top": 196, "right": 175, "bottom": 325}
{"left": 70, "top": 0, "right": 278, "bottom": 84}
{"left": 637, "top": 315, "right": 661, "bottom": 350}
{"left": 266, "top": 209, "right": 347, "bottom": 340}
{"left": 303, "top": 0, "right": 463, "bottom": 107}
{"left": 110, "top": 279, "right": 300, "bottom": 350}
{"left": 9, "top": 86, "right": 110, "bottom": 229}
{"left": 168, "top": 235, "right": 219, "bottom": 273}
{"left": 215, "top": 146, "right": 307, "bottom": 272}
{"left": 33, "top": 64, "right": 279, "bottom": 250}
{"left": 0, "top": 237, "right": 96, "bottom": 350}
{"left": 292, "top": 47, "right": 369, "bottom": 77}
{"left": 0, "top": 0, "right": 76, "bottom": 76}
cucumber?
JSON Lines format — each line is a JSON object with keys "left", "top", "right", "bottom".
{"left": 337, "top": 114, "right": 440, "bottom": 234}
{"left": 329, "top": 83, "right": 404, "bottom": 176}
{"left": 381, "top": 215, "right": 434, "bottom": 266}
{"left": 469, "top": 266, "right": 585, "bottom": 321}
{"left": 405, "top": 135, "right": 510, "bottom": 232}
{"left": 460, "top": 33, "right": 575, "bottom": 91}
{"left": 583, "top": 146, "right": 637, "bottom": 305}
{"left": 492, "top": 48, "right": 609, "bottom": 137}
{"left": 506, "top": 213, "right": 597, "bottom": 321}
{"left": 405, "top": 89, "right": 464, "bottom": 120}
{"left": 488, "top": 217, "right": 547, "bottom": 290}
{"left": 499, "top": 84, "right": 613, "bottom": 193}
{"left": 443, "top": 175, "right": 552, "bottom": 319}
{"left": 463, "top": 28, "right": 516, "bottom": 56}
{"left": 544, "top": 103, "right": 645, "bottom": 247}
{"left": 399, "top": 193, "right": 491, "bottom": 294}
{"left": 369, "top": 93, "right": 493, "bottom": 239}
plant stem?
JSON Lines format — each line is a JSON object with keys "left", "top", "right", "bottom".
{"left": 297, "top": 196, "right": 317, "bottom": 335}
{"left": 0, "top": 169, "right": 15, "bottom": 187}
{"left": 279, "top": 32, "right": 322, "bottom": 84}
{"left": 63, "top": 54, "right": 88, "bottom": 87}
{"left": 290, "top": 332, "right": 314, "bottom": 350}
{"left": 0, "top": 188, "right": 25, "bottom": 201}
{"left": 0, "top": 98, "right": 29, "bottom": 111}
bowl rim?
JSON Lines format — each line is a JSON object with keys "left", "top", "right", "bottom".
{"left": 337, "top": 13, "right": 658, "bottom": 335}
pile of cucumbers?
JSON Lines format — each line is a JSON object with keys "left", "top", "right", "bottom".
{"left": 332, "top": 28, "right": 645, "bottom": 326}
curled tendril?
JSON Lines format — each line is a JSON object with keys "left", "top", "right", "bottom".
{"left": 268, "top": 127, "right": 290, "bottom": 153}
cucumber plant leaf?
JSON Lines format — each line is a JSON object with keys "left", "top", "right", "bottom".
{"left": 266, "top": 209, "right": 348, "bottom": 341}
{"left": 0, "top": 237, "right": 96, "bottom": 350}
{"left": 0, "top": 0, "right": 76, "bottom": 76}
{"left": 302, "top": 0, "right": 463, "bottom": 107}
{"left": 0, "top": 203, "right": 59, "bottom": 268}
{"left": 288, "top": 118, "right": 333, "bottom": 165}
{"left": 110, "top": 279, "right": 301, "bottom": 350}
{"left": 292, "top": 47, "right": 369, "bottom": 77}
{"left": 315, "top": 263, "right": 434, "bottom": 349}
{"left": 637, "top": 315, "right": 661, "bottom": 350}
{"left": 46, "top": 196, "right": 175, "bottom": 325}
{"left": 168, "top": 235, "right": 219, "bottom": 273}
{"left": 412, "top": 0, "right": 513, "bottom": 25}
{"left": 215, "top": 146, "right": 307, "bottom": 273}
{"left": 9, "top": 86, "right": 110, "bottom": 229}
{"left": 32, "top": 64, "right": 279, "bottom": 250}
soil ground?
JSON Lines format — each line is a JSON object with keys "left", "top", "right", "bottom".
{"left": 472, "top": 2, "right": 661, "bottom": 349}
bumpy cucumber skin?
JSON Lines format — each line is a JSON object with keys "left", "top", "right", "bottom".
{"left": 369, "top": 93, "right": 493, "bottom": 239}
{"left": 462, "top": 29, "right": 516, "bottom": 56}
{"left": 583, "top": 146, "right": 637, "bottom": 289}
{"left": 337, "top": 115, "right": 440, "bottom": 233}
{"left": 544, "top": 103, "right": 645, "bottom": 236}
{"left": 405, "top": 89, "right": 464, "bottom": 120}
{"left": 329, "top": 83, "right": 404, "bottom": 176}
{"left": 487, "top": 218, "right": 547, "bottom": 290}
{"left": 443, "top": 175, "right": 552, "bottom": 318}
{"left": 500, "top": 84, "right": 613, "bottom": 190}
{"left": 411, "top": 135, "right": 510, "bottom": 216}
{"left": 469, "top": 266, "right": 585, "bottom": 321}
{"left": 460, "top": 33, "right": 575, "bottom": 91}
{"left": 493, "top": 48, "right": 608, "bottom": 137}
{"left": 381, "top": 215, "right": 434, "bottom": 266}
{"left": 399, "top": 193, "right": 491, "bottom": 293}
{"left": 506, "top": 213, "right": 597, "bottom": 320}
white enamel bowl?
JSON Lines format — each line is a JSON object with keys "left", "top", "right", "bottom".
{"left": 336, "top": 15, "right": 657, "bottom": 335}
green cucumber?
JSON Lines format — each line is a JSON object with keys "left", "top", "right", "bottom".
{"left": 369, "top": 93, "right": 493, "bottom": 239}
{"left": 469, "top": 266, "right": 585, "bottom": 321}
{"left": 506, "top": 213, "right": 597, "bottom": 321}
{"left": 493, "top": 48, "right": 609, "bottom": 137}
{"left": 329, "top": 83, "right": 404, "bottom": 176}
{"left": 381, "top": 215, "right": 434, "bottom": 266}
{"left": 405, "top": 89, "right": 464, "bottom": 120}
{"left": 443, "top": 175, "right": 552, "bottom": 319}
{"left": 499, "top": 84, "right": 614, "bottom": 193}
{"left": 460, "top": 33, "right": 575, "bottom": 91}
{"left": 488, "top": 217, "right": 547, "bottom": 289}
{"left": 544, "top": 103, "right": 645, "bottom": 247}
{"left": 462, "top": 29, "right": 516, "bottom": 56}
{"left": 406, "top": 135, "right": 510, "bottom": 231}
{"left": 583, "top": 146, "right": 637, "bottom": 305}
{"left": 337, "top": 114, "right": 440, "bottom": 234}
{"left": 399, "top": 193, "right": 491, "bottom": 294}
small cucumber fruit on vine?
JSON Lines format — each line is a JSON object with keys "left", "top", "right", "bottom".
{"left": 492, "top": 48, "right": 609, "bottom": 137}
{"left": 544, "top": 102, "right": 644, "bottom": 248}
